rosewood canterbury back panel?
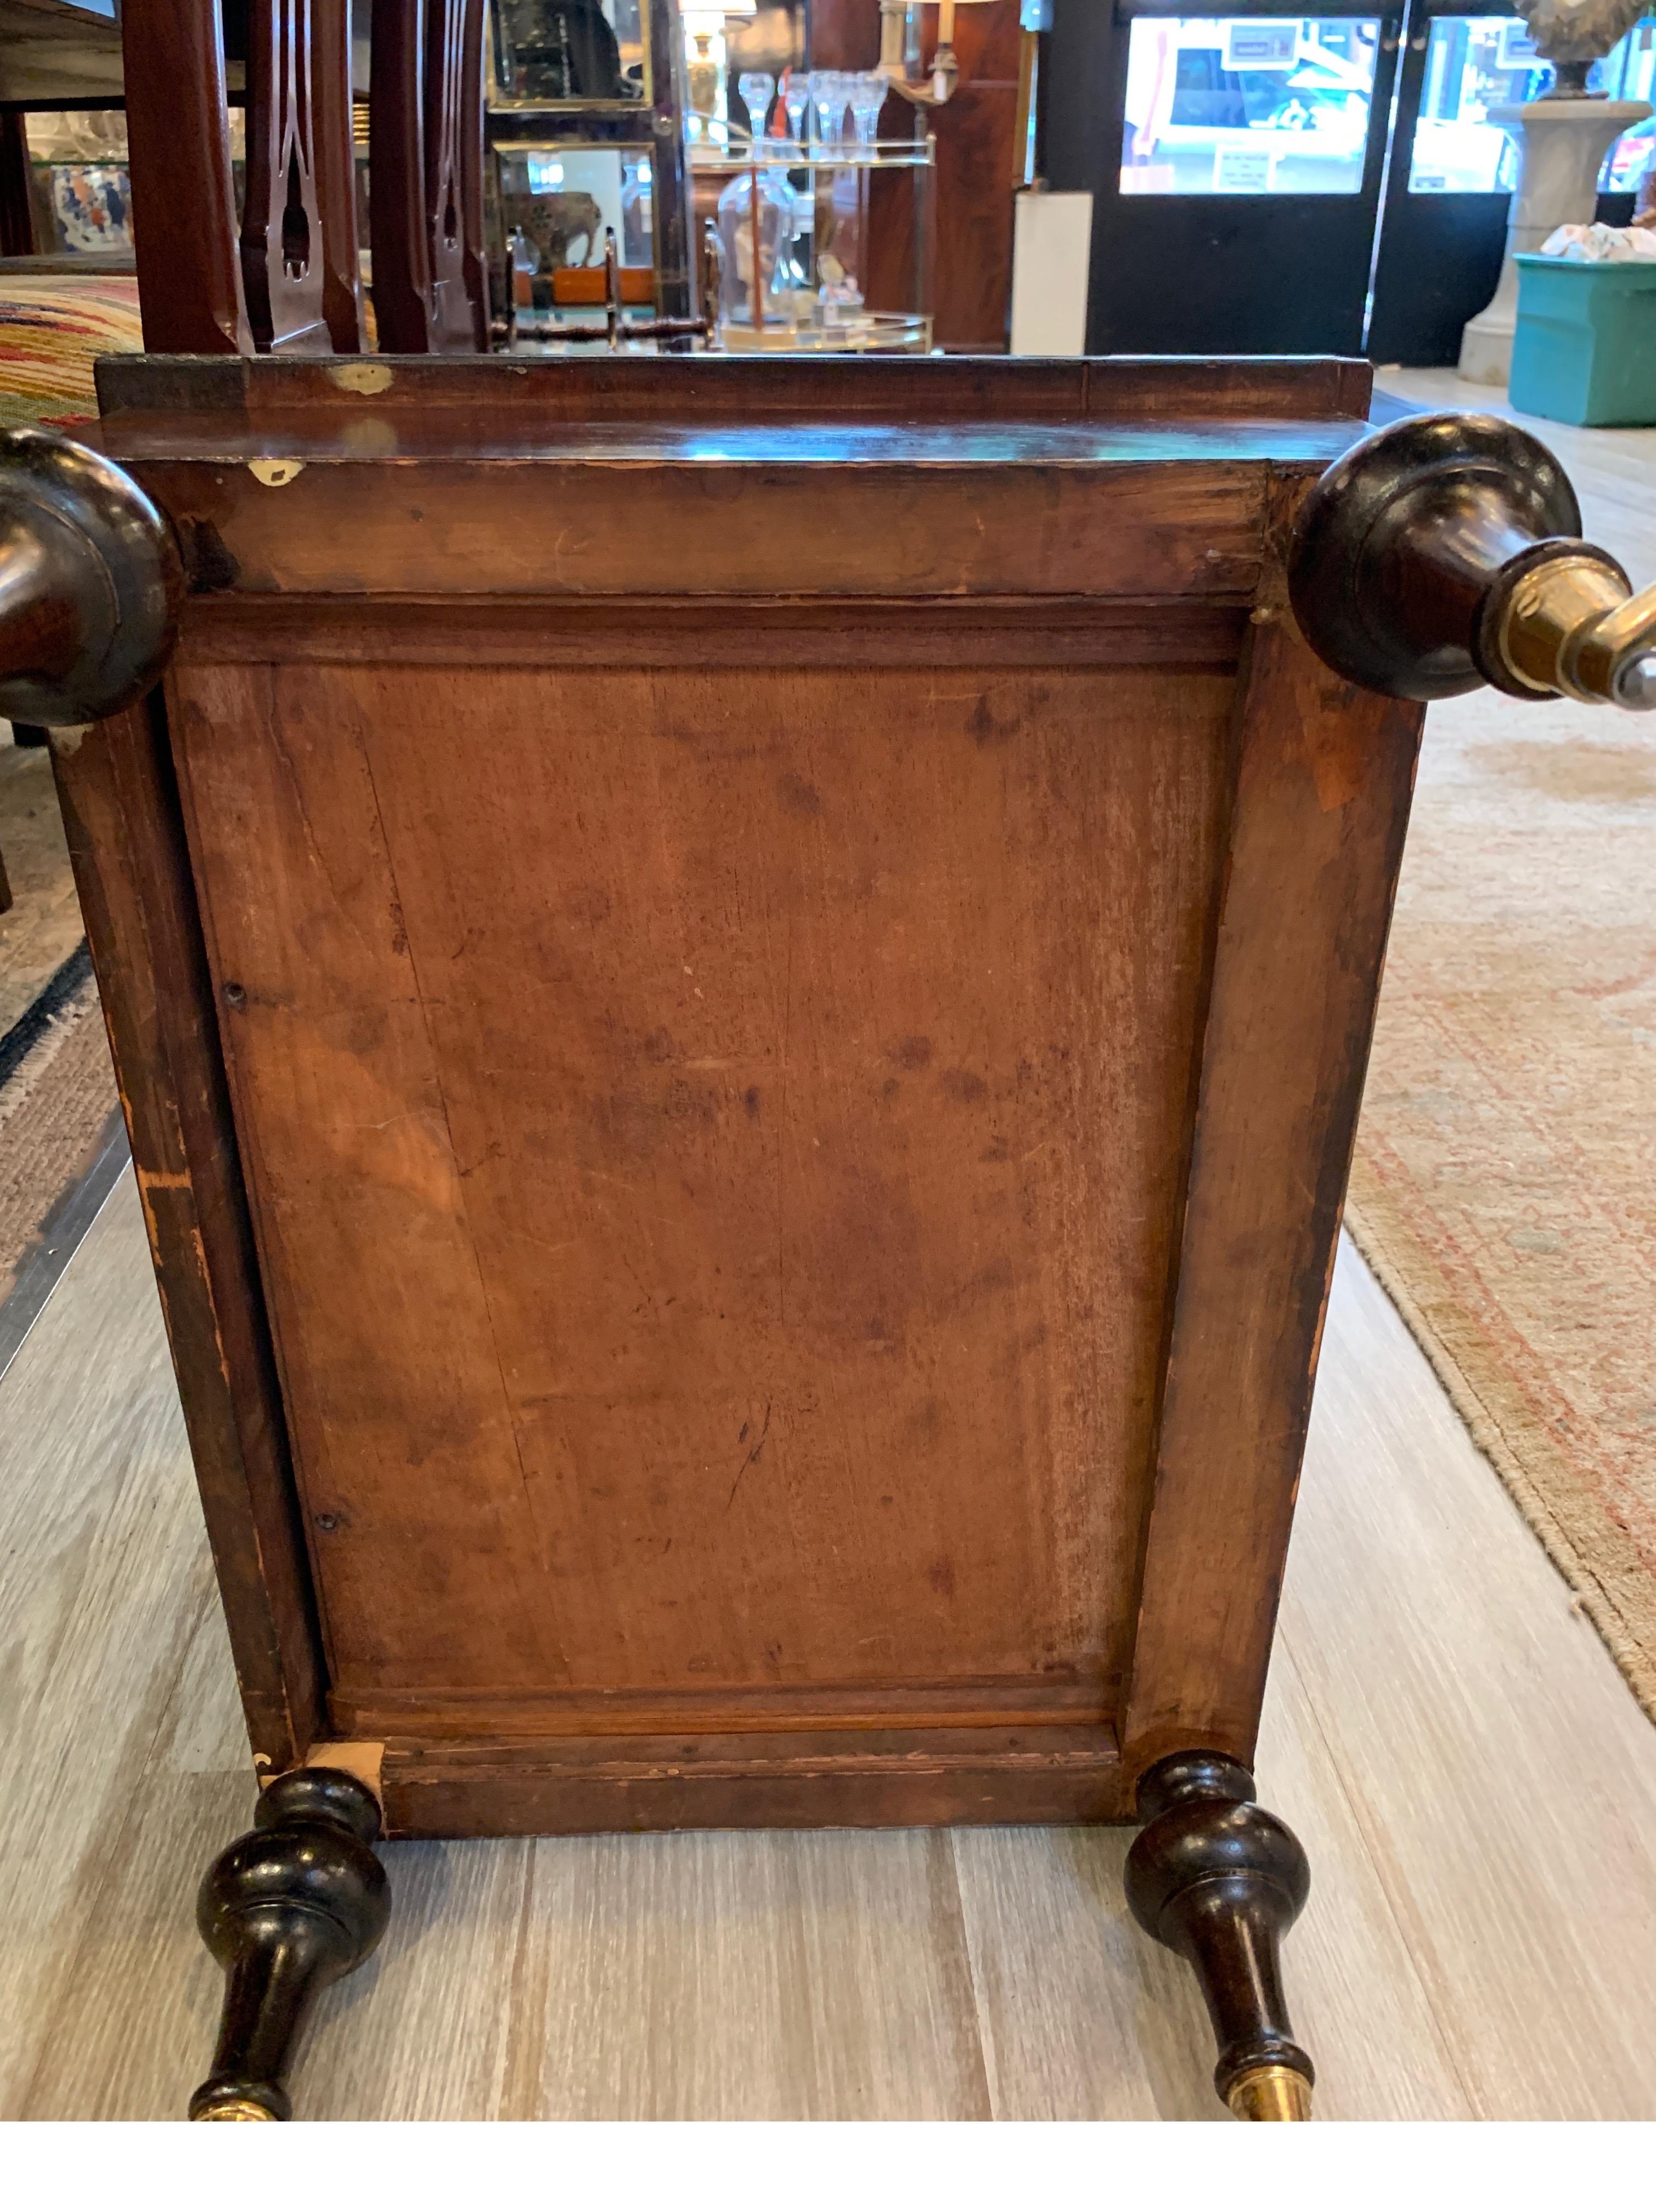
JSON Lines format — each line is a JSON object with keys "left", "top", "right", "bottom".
{"left": 6, "top": 341, "right": 1654, "bottom": 2126}
{"left": 64, "top": 351, "right": 1408, "bottom": 1827}
{"left": 4, "top": 7, "right": 1653, "bottom": 2129}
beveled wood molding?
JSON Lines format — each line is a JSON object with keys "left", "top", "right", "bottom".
{"left": 94, "top": 350, "right": 1374, "bottom": 427}
{"left": 378, "top": 1725, "right": 1133, "bottom": 1838}
{"left": 177, "top": 594, "right": 1251, "bottom": 670}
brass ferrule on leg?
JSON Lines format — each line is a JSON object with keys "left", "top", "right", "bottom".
{"left": 191, "top": 2097, "right": 278, "bottom": 2121}
{"left": 1489, "top": 554, "right": 1656, "bottom": 709}
{"left": 1226, "top": 2063, "right": 1314, "bottom": 2122}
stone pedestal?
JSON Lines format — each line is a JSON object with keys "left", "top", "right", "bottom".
{"left": 1458, "top": 98, "right": 1650, "bottom": 386}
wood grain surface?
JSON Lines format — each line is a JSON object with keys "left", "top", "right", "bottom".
{"left": 133, "top": 457, "right": 1277, "bottom": 603}
{"left": 174, "top": 597, "right": 1251, "bottom": 670}
{"left": 49, "top": 702, "right": 324, "bottom": 1770}
{"left": 1122, "top": 608, "right": 1425, "bottom": 1778}
{"left": 93, "top": 350, "right": 1373, "bottom": 428}
{"left": 62, "top": 355, "right": 1405, "bottom": 1829}
{"left": 378, "top": 1725, "right": 1130, "bottom": 1836}
{"left": 167, "top": 659, "right": 1229, "bottom": 1752}
{"left": 121, "top": 0, "right": 250, "bottom": 353}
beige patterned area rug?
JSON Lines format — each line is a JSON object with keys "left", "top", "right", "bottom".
{"left": 1348, "top": 678, "right": 1656, "bottom": 1718}
{"left": 0, "top": 733, "right": 120, "bottom": 1305}
{"left": 0, "top": 961, "right": 117, "bottom": 1300}
{"left": 1349, "top": 377, "right": 1656, "bottom": 1719}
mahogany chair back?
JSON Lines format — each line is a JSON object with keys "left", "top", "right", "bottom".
{"left": 121, "top": 0, "right": 488, "bottom": 358}
{"left": 368, "top": 0, "right": 489, "bottom": 353}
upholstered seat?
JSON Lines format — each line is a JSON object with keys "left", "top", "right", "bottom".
{"left": 0, "top": 271, "right": 143, "bottom": 434}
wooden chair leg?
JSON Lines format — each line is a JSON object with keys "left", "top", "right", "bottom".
{"left": 190, "top": 1769, "right": 390, "bottom": 2121}
{"left": 1124, "top": 1751, "right": 1314, "bottom": 2121}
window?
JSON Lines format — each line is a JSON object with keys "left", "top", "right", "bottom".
{"left": 1407, "top": 14, "right": 1656, "bottom": 196}
{"left": 1120, "top": 17, "right": 1382, "bottom": 195}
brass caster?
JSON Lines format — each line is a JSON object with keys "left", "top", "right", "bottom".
{"left": 192, "top": 2097, "right": 279, "bottom": 2121}
{"left": 1227, "top": 2062, "right": 1314, "bottom": 2122}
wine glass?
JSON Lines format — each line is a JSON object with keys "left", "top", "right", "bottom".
{"left": 737, "top": 71, "right": 775, "bottom": 148}
{"left": 809, "top": 69, "right": 848, "bottom": 154}
{"left": 782, "top": 71, "right": 810, "bottom": 153}
{"left": 849, "top": 71, "right": 885, "bottom": 150}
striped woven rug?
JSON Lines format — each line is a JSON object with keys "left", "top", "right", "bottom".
{"left": 0, "top": 272, "right": 142, "bottom": 433}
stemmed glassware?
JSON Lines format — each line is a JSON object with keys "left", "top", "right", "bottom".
{"left": 808, "top": 69, "right": 849, "bottom": 153}
{"left": 848, "top": 71, "right": 885, "bottom": 151}
{"left": 737, "top": 71, "right": 775, "bottom": 148}
{"left": 782, "top": 70, "right": 810, "bottom": 153}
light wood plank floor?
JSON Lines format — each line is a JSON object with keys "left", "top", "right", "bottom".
{"left": 4, "top": 1166, "right": 1656, "bottom": 2121}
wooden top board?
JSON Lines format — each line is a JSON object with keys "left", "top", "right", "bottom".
{"left": 89, "top": 356, "right": 1375, "bottom": 613}
{"left": 94, "top": 352, "right": 1375, "bottom": 439}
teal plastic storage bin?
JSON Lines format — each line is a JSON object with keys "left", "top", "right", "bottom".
{"left": 1511, "top": 253, "right": 1656, "bottom": 428}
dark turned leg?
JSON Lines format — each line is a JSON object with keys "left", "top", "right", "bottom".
{"left": 1125, "top": 1752, "right": 1314, "bottom": 2122}
{"left": 190, "top": 1768, "right": 391, "bottom": 2121}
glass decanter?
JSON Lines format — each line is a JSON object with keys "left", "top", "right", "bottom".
{"left": 716, "top": 165, "right": 801, "bottom": 332}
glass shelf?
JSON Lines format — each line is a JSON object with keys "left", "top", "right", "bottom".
{"left": 719, "top": 308, "right": 933, "bottom": 353}
{"left": 690, "top": 137, "right": 937, "bottom": 173}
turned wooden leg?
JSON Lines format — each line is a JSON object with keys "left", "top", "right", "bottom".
{"left": 1125, "top": 1751, "right": 1314, "bottom": 2121}
{"left": 190, "top": 1768, "right": 390, "bottom": 2121}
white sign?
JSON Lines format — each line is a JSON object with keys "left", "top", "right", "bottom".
{"left": 1010, "top": 191, "right": 1094, "bottom": 357}
{"left": 1213, "top": 142, "right": 1278, "bottom": 193}
{"left": 1223, "top": 21, "right": 1299, "bottom": 71}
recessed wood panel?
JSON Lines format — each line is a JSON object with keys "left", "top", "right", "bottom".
{"left": 169, "top": 657, "right": 1230, "bottom": 1731}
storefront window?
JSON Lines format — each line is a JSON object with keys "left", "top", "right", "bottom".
{"left": 1119, "top": 17, "right": 1382, "bottom": 195}
{"left": 1407, "top": 15, "right": 1656, "bottom": 195}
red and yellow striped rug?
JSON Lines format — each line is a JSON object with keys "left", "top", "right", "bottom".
{"left": 0, "top": 272, "right": 143, "bottom": 433}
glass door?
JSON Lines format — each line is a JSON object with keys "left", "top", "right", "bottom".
{"left": 1050, "top": 3, "right": 1403, "bottom": 353}
{"left": 1366, "top": 7, "right": 1656, "bottom": 367}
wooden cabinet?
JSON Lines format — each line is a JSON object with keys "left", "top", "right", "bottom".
{"left": 35, "top": 351, "right": 1390, "bottom": 2115}
{"left": 12, "top": 350, "right": 1647, "bottom": 2117}
{"left": 63, "top": 349, "right": 1401, "bottom": 1820}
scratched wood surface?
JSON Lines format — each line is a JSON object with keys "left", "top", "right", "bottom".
{"left": 51, "top": 701, "right": 323, "bottom": 1770}
{"left": 166, "top": 660, "right": 1230, "bottom": 1730}
{"left": 9, "top": 1178, "right": 1656, "bottom": 2118}
{"left": 1123, "top": 609, "right": 1424, "bottom": 1778}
